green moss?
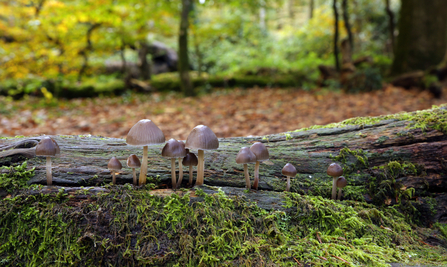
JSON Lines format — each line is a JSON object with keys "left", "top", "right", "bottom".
{"left": 0, "top": 162, "right": 35, "bottom": 193}
{"left": 331, "top": 147, "right": 369, "bottom": 174}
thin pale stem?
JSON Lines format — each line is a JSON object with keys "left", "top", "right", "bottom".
{"left": 171, "top": 158, "right": 176, "bottom": 189}
{"left": 132, "top": 168, "right": 137, "bottom": 185}
{"left": 244, "top": 164, "right": 250, "bottom": 189}
{"left": 46, "top": 156, "right": 52, "bottom": 185}
{"left": 332, "top": 177, "right": 338, "bottom": 200}
{"left": 139, "top": 146, "right": 148, "bottom": 185}
{"left": 196, "top": 150, "right": 204, "bottom": 186}
{"left": 112, "top": 171, "right": 116, "bottom": 184}
{"left": 189, "top": 166, "right": 193, "bottom": 185}
{"left": 177, "top": 159, "right": 184, "bottom": 189}
{"left": 286, "top": 176, "right": 290, "bottom": 191}
{"left": 338, "top": 188, "right": 343, "bottom": 200}
{"left": 253, "top": 161, "right": 260, "bottom": 190}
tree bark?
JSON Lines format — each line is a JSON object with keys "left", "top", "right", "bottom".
{"left": 138, "top": 41, "right": 151, "bottom": 81}
{"left": 309, "top": 0, "right": 314, "bottom": 20}
{"left": 78, "top": 23, "right": 101, "bottom": 82}
{"left": 341, "top": 0, "right": 353, "bottom": 53}
{"left": 390, "top": 0, "right": 447, "bottom": 76}
{"left": 385, "top": 0, "right": 395, "bottom": 56}
{"left": 333, "top": 0, "right": 340, "bottom": 72}
{"left": 179, "top": 0, "right": 194, "bottom": 96}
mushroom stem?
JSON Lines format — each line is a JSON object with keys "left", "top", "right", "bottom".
{"left": 176, "top": 159, "right": 184, "bottom": 189}
{"left": 337, "top": 188, "right": 343, "bottom": 200}
{"left": 196, "top": 149, "right": 204, "bottom": 186}
{"left": 252, "top": 161, "right": 260, "bottom": 190}
{"left": 171, "top": 158, "right": 177, "bottom": 189}
{"left": 112, "top": 171, "right": 116, "bottom": 185}
{"left": 189, "top": 166, "right": 193, "bottom": 185}
{"left": 139, "top": 146, "right": 148, "bottom": 185}
{"left": 244, "top": 164, "right": 250, "bottom": 189}
{"left": 46, "top": 156, "right": 52, "bottom": 185}
{"left": 286, "top": 176, "right": 291, "bottom": 191}
{"left": 132, "top": 168, "right": 137, "bottom": 186}
{"left": 332, "top": 177, "right": 338, "bottom": 200}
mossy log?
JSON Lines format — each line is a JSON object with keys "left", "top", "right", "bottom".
{"left": 1, "top": 106, "right": 447, "bottom": 223}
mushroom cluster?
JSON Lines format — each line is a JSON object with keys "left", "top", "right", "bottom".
{"left": 327, "top": 163, "right": 344, "bottom": 200}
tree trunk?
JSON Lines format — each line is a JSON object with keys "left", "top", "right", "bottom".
{"left": 179, "top": 0, "right": 194, "bottom": 97}
{"left": 385, "top": 0, "right": 395, "bottom": 56}
{"left": 390, "top": 0, "right": 447, "bottom": 76}
{"left": 341, "top": 0, "right": 353, "bottom": 53}
{"left": 138, "top": 41, "right": 151, "bottom": 81}
{"left": 78, "top": 23, "right": 101, "bottom": 82}
{"left": 333, "top": 0, "right": 340, "bottom": 72}
{"left": 309, "top": 0, "right": 314, "bottom": 20}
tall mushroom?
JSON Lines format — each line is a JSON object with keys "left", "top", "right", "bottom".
{"left": 35, "top": 136, "right": 58, "bottom": 185}
{"left": 162, "top": 138, "right": 186, "bottom": 189}
{"left": 336, "top": 176, "right": 347, "bottom": 200}
{"left": 327, "top": 163, "right": 343, "bottom": 200}
{"left": 127, "top": 154, "right": 141, "bottom": 186}
{"left": 282, "top": 163, "right": 297, "bottom": 192}
{"left": 182, "top": 149, "right": 198, "bottom": 186}
{"left": 175, "top": 140, "right": 187, "bottom": 188}
{"left": 250, "top": 142, "right": 269, "bottom": 190}
{"left": 126, "top": 119, "right": 165, "bottom": 185}
{"left": 108, "top": 157, "right": 122, "bottom": 185}
{"left": 185, "top": 125, "right": 219, "bottom": 186}
{"left": 235, "top": 147, "right": 257, "bottom": 189}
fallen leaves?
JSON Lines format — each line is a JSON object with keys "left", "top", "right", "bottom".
{"left": 0, "top": 85, "right": 446, "bottom": 139}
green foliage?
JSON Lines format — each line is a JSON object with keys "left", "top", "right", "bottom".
{"left": 0, "top": 162, "right": 35, "bottom": 193}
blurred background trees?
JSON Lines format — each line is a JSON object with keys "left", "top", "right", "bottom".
{"left": 0, "top": 0, "right": 446, "bottom": 98}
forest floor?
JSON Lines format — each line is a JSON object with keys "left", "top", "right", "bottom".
{"left": 1, "top": 85, "right": 446, "bottom": 140}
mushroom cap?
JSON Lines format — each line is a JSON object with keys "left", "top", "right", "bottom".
{"left": 185, "top": 125, "right": 219, "bottom": 150}
{"left": 235, "top": 147, "right": 257, "bottom": 164}
{"left": 108, "top": 157, "right": 122, "bottom": 171}
{"left": 49, "top": 137, "right": 60, "bottom": 155}
{"left": 35, "top": 137, "right": 57, "bottom": 157}
{"left": 162, "top": 139, "right": 187, "bottom": 158}
{"left": 182, "top": 152, "right": 198, "bottom": 166}
{"left": 250, "top": 142, "right": 269, "bottom": 161}
{"left": 127, "top": 154, "right": 141, "bottom": 168}
{"left": 282, "top": 163, "right": 297, "bottom": 177}
{"left": 327, "top": 163, "right": 343, "bottom": 177}
{"left": 336, "top": 176, "right": 347, "bottom": 188}
{"left": 126, "top": 119, "right": 165, "bottom": 146}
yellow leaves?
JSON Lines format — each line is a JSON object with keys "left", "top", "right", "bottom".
{"left": 46, "top": 0, "right": 65, "bottom": 8}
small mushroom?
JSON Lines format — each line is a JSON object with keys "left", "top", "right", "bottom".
{"left": 250, "top": 142, "right": 269, "bottom": 190}
{"left": 185, "top": 125, "right": 219, "bottom": 186}
{"left": 182, "top": 149, "right": 198, "bottom": 186}
{"left": 127, "top": 154, "right": 141, "bottom": 186}
{"left": 162, "top": 138, "right": 187, "bottom": 189}
{"left": 108, "top": 157, "right": 122, "bottom": 185}
{"left": 35, "top": 137, "right": 58, "bottom": 185}
{"left": 336, "top": 176, "right": 347, "bottom": 200}
{"left": 327, "top": 163, "right": 343, "bottom": 200}
{"left": 126, "top": 119, "right": 165, "bottom": 185}
{"left": 235, "top": 147, "right": 257, "bottom": 189}
{"left": 282, "top": 163, "right": 297, "bottom": 192}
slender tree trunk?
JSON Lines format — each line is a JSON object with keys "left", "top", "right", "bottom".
{"left": 385, "top": 0, "right": 395, "bottom": 56}
{"left": 341, "top": 0, "right": 353, "bottom": 53}
{"left": 78, "top": 23, "right": 101, "bottom": 82}
{"left": 333, "top": 0, "right": 340, "bottom": 72}
{"left": 138, "top": 42, "right": 151, "bottom": 81}
{"left": 309, "top": 0, "right": 314, "bottom": 20}
{"left": 179, "top": 0, "right": 194, "bottom": 96}
{"left": 391, "top": 0, "right": 447, "bottom": 75}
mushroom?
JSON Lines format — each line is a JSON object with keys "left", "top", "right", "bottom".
{"left": 235, "top": 147, "right": 257, "bottom": 189}
{"left": 126, "top": 119, "right": 165, "bottom": 185}
{"left": 35, "top": 136, "right": 58, "bottom": 185}
{"left": 250, "top": 142, "right": 269, "bottom": 190}
{"left": 127, "top": 154, "right": 141, "bottom": 186}
{"left": 182, "top": 149, "right": 198, "bottom": 186}
{"left": 327, "top": 163, "right": 343, "bottom": 200}
{"left": 161, "top": 138, "right": 186, "bottom": 189}
{"left": 108, "top": 157, "right": 122, "bottom": 184}
{"left": 282, "top": 163, "right": 297, "bottom": 192}
{"left": 336, "top": 176, "right": 347, "bottom": 200}
{"left": 185, "top": 125, "right": 219, "bottom": 186}
{"left": 175, "top": 140, "right": 187, "bottom": 188}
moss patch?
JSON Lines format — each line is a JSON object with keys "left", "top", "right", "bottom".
{"left": 0, "top": 162, "right": 35, "bottom": 193}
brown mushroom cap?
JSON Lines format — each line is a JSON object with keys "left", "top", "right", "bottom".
{"left": 185, "top": 125, "right": 219, "bottom": 150}
{"left": 35, "top": 137, "right": 57, "bottom": 157}
{"left": 126, "top": 119, "right": 165, "bottom": 146}
{"left": 162, "top": 139, "right": 187, "bottom": 158}
{"left": 182, "top": 152, "right": 198, "bottom": 166}
{"left": 250, "top": 142, "right": 269, "bottom": 161}
{"left": 49, "top": 137, "right": 60, "bottom": 155}
{"left": 336, "top": 176, "right": 347, "bottom": 188}
{"left": 127, "top": 154, "right": 141, "bottom": 168}
{"left": 108, "top": 157, "right": 122, "bottom": 171}
{"left": 282, "top": 163, "right": 297, "bottom": 177}
{"left": 235, "top": 147, "right": 257, "bottom": 164}
{"left": 327, "top": 163, "right": 343, "bottom": 177}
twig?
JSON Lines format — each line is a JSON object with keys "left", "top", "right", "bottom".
{"left": 293, "top": 257, "right": 303, "bottom": 267}
{"left": 331, "top": 255, "right": 350, "bottom": 264}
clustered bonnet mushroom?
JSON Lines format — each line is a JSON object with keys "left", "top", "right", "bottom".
{"left": 127, "top": 154, "right": 141, "bottom": 186}
{"left": 185, "top": 125, "right": 219, "bottom": 186}
{"left": 327, "top": 163, "right": 343, "bottom": 200}
{"left": 282, "top": 163, "right": 297, "bottom": 192}
{"left": 108, "top": 157, "right": 122, "bottom": 184}
{"left": 126, "top": 119, "right": 165, "bottom": 185}
{"left": 35, "top": 136, "right": 58, "bottom": 185}
{"left": 182, "top": 149, "right": 198, "bottom": 185}
{"left": 162, "top": 139, "right": 186, "bottom": 189}
{"left": 250, "top": 142, "right": 269, "bottom": 190}
{"left": 336, "top": 176, "right": 347, "bottom": 200}
{"left": 235, "top": 147, "right": 257, "bottom": 189}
